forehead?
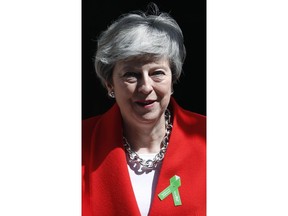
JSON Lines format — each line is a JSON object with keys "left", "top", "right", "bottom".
{"left": 115, "top": 56, "right": 170, "bottom": 70}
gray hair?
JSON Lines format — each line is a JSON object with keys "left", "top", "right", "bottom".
{"left": 94, "top": 3, "right": 186, "bottom": 86}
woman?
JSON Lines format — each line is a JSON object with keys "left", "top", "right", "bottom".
{"left": 82, "top": 3, "right": 206, "bottom": 216}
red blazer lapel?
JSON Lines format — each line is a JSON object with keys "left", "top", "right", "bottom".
{"left": 149, "top": 98, "right": 206, "bottom": 216}
{"left": 83, "top": 104, "right": 141, "bottom": 216}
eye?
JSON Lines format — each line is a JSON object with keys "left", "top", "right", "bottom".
{"left": 151, "top": 70, "right": 165, "bottom": 76}
{"left": 150, "top": 70, "right": 166, "bottom": 82}
{"left": 122, "top": 72, "right": 140, "bottom": 83}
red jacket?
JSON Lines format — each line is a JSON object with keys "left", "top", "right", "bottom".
{"left": 82, "top": 98, "right": 206, "bottom": 216}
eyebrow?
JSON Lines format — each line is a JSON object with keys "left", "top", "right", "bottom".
{"left": 121, "top": 63, "right": 169, "bottom": 72}
{"left": 121, "top": 65, "right": 141, "bottom": 71}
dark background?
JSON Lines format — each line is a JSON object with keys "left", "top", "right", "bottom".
{"left": 82, "top": 0, "right": 206, "bottom": 120}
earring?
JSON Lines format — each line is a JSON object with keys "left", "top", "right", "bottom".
{"left": 108, "top": 91, "right": 115, "bottom": 98}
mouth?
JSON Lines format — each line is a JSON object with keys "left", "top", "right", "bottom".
{"left": 135, "top": 100, "right": 156, "bottom": 107}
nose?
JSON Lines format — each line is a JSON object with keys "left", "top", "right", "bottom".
{"left": 138, "top": 74, "right": 153, "bottom": 94}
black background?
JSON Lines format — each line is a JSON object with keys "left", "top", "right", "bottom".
{"left": 82, "top": 0, "right": 206, "bottom": 120}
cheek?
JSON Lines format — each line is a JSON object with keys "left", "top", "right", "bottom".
{"left": 116, "top": 82, "right": 136, "bottom": 96}
{"left": 157, "top": 81, "right": 172, "bottom": 94}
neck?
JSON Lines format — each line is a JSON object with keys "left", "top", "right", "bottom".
{"left": 123, "top": 115, "right": 166, "bottom": 154}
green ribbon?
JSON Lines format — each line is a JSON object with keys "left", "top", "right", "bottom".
{"left": 158, "top": 175, "right": 182, "bottom": 206}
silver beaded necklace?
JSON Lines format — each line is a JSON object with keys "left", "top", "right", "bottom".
{"left": 123, "top": 109, "right": 173, "bottom": 169}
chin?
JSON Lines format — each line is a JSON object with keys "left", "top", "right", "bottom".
{"left": 136, "top": 110, "right": 163, "bottom": 123}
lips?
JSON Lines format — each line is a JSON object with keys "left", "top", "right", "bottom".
{"left": 135, "top": 100, "right": 156, "bottom": 106}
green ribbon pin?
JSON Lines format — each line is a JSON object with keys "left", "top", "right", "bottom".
{"left": 158, "top": 175, "right": 182, "bottom": 206}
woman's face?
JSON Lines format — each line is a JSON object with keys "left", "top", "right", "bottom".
{"left": 109, "top": 57, "right": 173, "bottom": 127}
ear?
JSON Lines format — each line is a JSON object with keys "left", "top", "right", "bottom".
{"left": 105, "top": 81, "right": 112, "bottom": 90}
{"left": 171, "top": 84, "right": 174, "bottom": 95}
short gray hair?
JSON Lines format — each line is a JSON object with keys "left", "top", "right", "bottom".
{"left": 94, "top": 3, "right": 186, "bottom": 86}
